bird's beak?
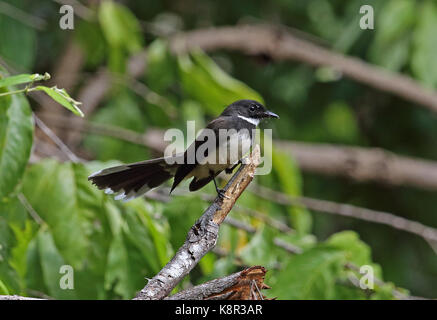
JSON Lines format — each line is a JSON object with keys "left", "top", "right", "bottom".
{"left": 263, "top": 110, "right": 280, "bottom": 119}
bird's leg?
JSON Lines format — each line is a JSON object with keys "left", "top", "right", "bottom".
{"left": 210, "top": 170, "right": 228, "bottom": 200}
{"left": 225, "top": 159, "right": 242, "bottom": 174}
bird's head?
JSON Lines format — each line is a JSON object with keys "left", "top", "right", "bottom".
{"left": 221, "top": 99, "right": 279, "bottom": 125}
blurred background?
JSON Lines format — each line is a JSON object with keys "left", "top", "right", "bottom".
{"left": 0, "top": 0, "right": 436, "bottom": 299}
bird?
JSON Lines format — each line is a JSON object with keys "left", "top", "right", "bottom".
{"left": 88, "top": 99, "right": 279, "bottom": 201}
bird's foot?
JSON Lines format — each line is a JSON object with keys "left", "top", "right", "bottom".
{"left": 216, "top": 188, "right": 230, "bottom": 200}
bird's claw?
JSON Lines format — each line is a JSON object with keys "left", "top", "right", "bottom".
{"left": 217, "top": 188, "right": 230, "bottom": 200}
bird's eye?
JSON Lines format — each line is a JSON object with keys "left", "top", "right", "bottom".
{"left": 249, "top": 105, "right": 256, "bottom": 112}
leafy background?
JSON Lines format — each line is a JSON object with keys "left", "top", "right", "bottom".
{"left": 0, "top": 0, "right": 436, "bottom": 299}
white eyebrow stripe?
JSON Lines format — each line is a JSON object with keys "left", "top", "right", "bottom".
{"left": 238, "top": 115, "right": 260, "bottom": 126}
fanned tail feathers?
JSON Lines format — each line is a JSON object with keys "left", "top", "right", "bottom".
{"left": 88, "top": 157, "right": 176, "bottom": 201}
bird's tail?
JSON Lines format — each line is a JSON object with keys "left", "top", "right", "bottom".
{"left": 88, "top": 157, "right": 178, "bottom": 201}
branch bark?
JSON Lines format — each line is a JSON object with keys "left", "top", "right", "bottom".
{"left": 133, "top": 145, "right": 261, "bottom": 300}
{"left": 169, "top": 24, "right": 437, "bottom": 114}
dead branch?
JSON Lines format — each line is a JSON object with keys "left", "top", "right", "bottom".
{"left": 165, "top": 266, "right": 269, "bottom": 300}
{"left": 133, "top": 145, "right": 261, "bottom": 300}
{"left": 170, "top": 24, "right": 437, "bottom": 114}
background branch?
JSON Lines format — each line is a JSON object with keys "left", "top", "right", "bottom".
{"left": 276, "top": 140, "right": 437, "bottom": 191}
{"left": 170, "top": 24, "right": 437, "bottom": 114}
{"left": 252, "top": 184, "right": 437, "bottom": 245}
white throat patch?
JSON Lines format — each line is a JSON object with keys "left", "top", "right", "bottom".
{"left": 238, "top": 115, "right": 260, "bottom": 126}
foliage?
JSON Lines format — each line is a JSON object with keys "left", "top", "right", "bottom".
{"left": 0, "top": 0, "right": 436, "bottom": 299}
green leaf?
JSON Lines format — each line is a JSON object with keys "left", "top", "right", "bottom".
{"left": 25, "top": 238, "right": 46, "bottom": 295}
{"left": 0, "top": 73, "right": 50, "bottom": 88}
{"left": 270, "top": 246, "right": 345, "bottom": 299}
{"left": 369, "top": 0, "right": 415, "bottom": 71}
{"left": 0, "top": 215, "right": 21, "bottom": 294}
{"left": 21, "top": 160, "right": 89, "bottom": 267}
{"left": 146, "top": 39, "right": 177, "bottom": 93}
{"left": 323, "top": 101, "right": 359, "bottom": 143}
{"left": 37, "top": 230, "right": 76, "bottom": 299}
{"left": 98, "top": 1, "right": 142, "bottom": 52}
{"left": 163, "top": 195, "right": 207, "bottom": 248}
{"left": 239, "top": 226, "right": 283, "bottom": 269}
{"left": 326, "top": 231, "right": 373, "bottom": 267}
{"left": 0, "top": 0, "right": 36, "bottom": 69}
{"left": 33, "top": 86, "right": 84, "bottom": 117}
{"left": 75, "top": 21, "right": 107, "bottom": 67}
{"left": 178, "top": 51, "right": 263, "bottom": 115}
{"left": 104, "top": 233, "right": 137, "bottom": 299}
{"left": 0, "top": 91, "right": 33, "bottom": 199}
{"left": 9, "top": 220, "right": 35, "bottom": 282}
{"left": 0, "top": 279, "right": 9, "bottom": 295}
{"left": 271, "top": 147, "right": 312, "bottom": 234}
{"left": 411, "top": 1, "right": 437, "bottom": 87}
{"left": 83, "top": 92, "right": 149, "bottom": 162}
{"left": 126, "top": 201, "right": 173, "bottom": 268}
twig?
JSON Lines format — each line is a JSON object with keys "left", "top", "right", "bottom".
{"left": 234, "top": 204, "right": 293, "bottom": 234}
{"left": 224, "top": 216, "right": 256, "bottom": 233}
{"left": 252, "top": 184, "right": 437, "bottom": 245}
{"left": 272, "top": 238, "right": 303, "bottom": 254}
{"left": 17, "top": 193, "right": 43, "bottom": 225}
{"left": 33, "top": 114, "right": 81, "bottom": 163}
{"left": 170, "top": 24, "right": 437, "bottom": 114}
{"left": 36, "top": 114, "right": 167, "bottom": 153}
{"left": 133, "top": 146, "right": 261, "bottom": 300}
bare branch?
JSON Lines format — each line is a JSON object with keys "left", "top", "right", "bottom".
{"left": 133, "top": 146, "right": 261, "bottom": 300}
{"left": 277, "top": 140, "right": 437, "bottom": 192}
{"left": 170, "top": 24, "right": 437, "bottom": 114}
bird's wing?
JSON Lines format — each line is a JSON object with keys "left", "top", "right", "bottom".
{"left": 170, "top": 117, "right": 229, "bottom": 192}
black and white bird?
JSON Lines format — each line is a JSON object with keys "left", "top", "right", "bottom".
{"left": 88, "top": 100, "right": 279, "bottom": 201}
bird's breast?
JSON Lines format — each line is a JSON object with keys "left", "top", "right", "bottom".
{"left": 190, "top": 129, "right": 253, "bottom": 179}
